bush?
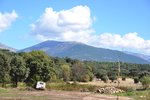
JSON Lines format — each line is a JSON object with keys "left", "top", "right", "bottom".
{"left": 122, "top": 77, "right": 126, "bottom": 81}
{"left": 82, "top": 75, "right": 90, "bottom": 82}
{"left": 46, "top": 82, "right": 97, "bottom": 91}
{"left": 87, "top": 72, "right": 94, "bottom": 81}
{"left": 140, "top": 76, "right": 150, "bottom": 89}
{"left": 134, "top": 77, "right": 139, "bottom": 84}
{"left": 109, "top": 75, "right": 117, "bottom": 82}
{"left": 101, "top": 75, "right": 108, "bottom": 83}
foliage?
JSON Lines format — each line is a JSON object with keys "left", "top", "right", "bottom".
{"left": 23, "top": 51, "right": 55, "bottom": 84}
{"left": 10, "top": 55, "right": 29, "bottom": 87}
{"left": 134, "top": 77, "right": 140, "bottom": 84}
{"left": 95, "top": 69, "right": 107, "bottom": 79}
{"left": 0, "top": 49, "right": 150, "bottom": 88}
{"left": 138, "top": 71, "right": 150, "bottom": 79}
{"left": 71, "top": 62, "right": 86, "bottom": 82}
{"left": 46, "top": 82, "right": 97, "bottom": 91}
{"left": 140, "top": 76, "right": 150, "bottom": 89}
{"left": 60, "top": 64, "right": 71, "bottom": 82}
{"left": 0, "top": 52, "right": 11, "bottom": 87}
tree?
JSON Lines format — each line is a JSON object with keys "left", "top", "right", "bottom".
{"left": 129, "top": 67, "right": 139, "bottom": 77}
{"left": 108, "top": 70, "right": 117, "bottom": 82}
{"left": 141, "top": 76, "right": 150, "bottom": 89}
{"left": 138, "top": 71, "right": 150, "bottom": 79}
{"left": 140, "top": 76, "right": 150, "bottom": 89}
{"left": 95, "top": 69, "right": 107, "bottom": 79}
{"left": 72, "top": 62, "right": 86, "bottom": 82}
{"left": 86, "top": 65, "right": 94, "bottom": 81}
{"left": 60, "top": 64, "right": 71, "bottom": 82}
{"left": 134, "top": 77, "right": 139, "bottom": 84}
{"left": 10, "top": 55, "right": 29, "bottom": 87}
{"left": 0, "top": 52, "right": 11, "bottom": 87}
{"left": 23, "top": 51, "right": 55, "bottom": 84}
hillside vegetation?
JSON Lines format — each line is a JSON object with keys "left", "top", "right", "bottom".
{"left": 19, "top": 40, "right": 150, "bottom": 64}
{"left": 0, "top": 49, "right": 150, "bottom": 88}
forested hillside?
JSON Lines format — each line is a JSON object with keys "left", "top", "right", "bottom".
{"left": 0, "top": 49, "right": 150, "bottom": 87}
{"left": 19, "top": 40, "right": 150, "bottom": 64}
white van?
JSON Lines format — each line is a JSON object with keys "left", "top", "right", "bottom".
{"left": 36, "top": 81, "right": 46, "bottom": 89}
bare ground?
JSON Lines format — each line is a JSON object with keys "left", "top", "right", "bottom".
{"left": 0, "top": 90, "right": 133, "bottom": 100}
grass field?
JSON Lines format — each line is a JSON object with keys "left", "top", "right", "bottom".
{"left": 0, "top": 88, "right": 132, "bottom": 100}
{"left": 79, "top": 78, "right": 142, "bottom": 89}
{"left": 0, "top": 78, "right": 147, "bottom": 100}
{"left": 115, "top": 89, "right": 150, "bottom": 100}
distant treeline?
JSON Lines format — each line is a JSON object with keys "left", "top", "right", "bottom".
{"left": 0, "top": 49, "right": 150, "bottom": 87}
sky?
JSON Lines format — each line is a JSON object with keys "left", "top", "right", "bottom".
{"left": 0, "top": 0, "right": 150, "bottom": 55}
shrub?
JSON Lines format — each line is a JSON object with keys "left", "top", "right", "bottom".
{"left": 134, "top": 77, "right": 139, "bottom": 84}
{"left": 140, "top": 76, "right": 150, "bottom": 89}
{"left": 82, "top": 75, "right": 90, "bottom": 82}
{"left": 122, "top": 77, "right": 126, "bottom": 81}
{"left": 101, "top": 75, "right": 108, "bottom": 83}
{"left": 109, "top": 75, "right": 117, "bottom": 82}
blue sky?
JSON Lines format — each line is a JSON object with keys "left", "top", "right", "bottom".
{"left": 0, "top": 0, "right": 150, "bottom": 55}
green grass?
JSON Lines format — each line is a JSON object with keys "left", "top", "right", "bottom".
{"left": 115, "top": 89, "right": 150, "bottom": 100}
{"left": 46, "top": 82, "right": 98, "bottom": 91}
{"left": 0, "top": 88, "right": 49, "bottom": 100}
{"left": 0, "top": 88, "right": 9, "bottom": 93}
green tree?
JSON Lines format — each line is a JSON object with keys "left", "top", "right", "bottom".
{"left": 138, "top": 71, "right": 150, "bottom": 79}
{"left": 72, "top": 62, "right": 86, "bottom": 82}
{"left": 0, "top": 52, "right": 11, "bottom": 87}
{"left": 140, "top": 76, "right": 150, "bottom": 89}
{"left": 108, "top": 69, "right": 117, "bottom": 82}
{"left": 60, "top": 64, "right": 71, "bottom": 82}
{"left": 86, "top": 65, "right": 94, "bottom": 81}
{"left": 95, "top": 69, "right": 109, "bottom": 82}
{"left": 95, "top": 69, "right": 107, "bottom": 79}
{"left": 10, "top": 55, "right": 29, "bottom": 87}
{"left": 23, "top": 51, "right": 55, "bottom": 84}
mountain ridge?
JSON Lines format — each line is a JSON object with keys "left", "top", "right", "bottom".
{"left": 124, "top": 51, "right": 150, "bottom": 62}
{"left": 0, "top": 42, "right": 16, "bottom": 52}
{"left": 19, "top": 40, "right": 150, "bottom": 64}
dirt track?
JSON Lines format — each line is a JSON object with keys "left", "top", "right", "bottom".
{"left": 0, "top": 90, "right": 133, "bottom": 100}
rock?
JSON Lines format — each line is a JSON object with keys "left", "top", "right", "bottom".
{"left": 95, "top": 87, "right": 124, "bottom": 94}
{"left": 26, "top": 87, "right": 35, "bottom": 91}
{"left": 80, "top": 88, "right": 89, "bottom": 92}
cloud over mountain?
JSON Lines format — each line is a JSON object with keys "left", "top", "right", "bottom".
{"left": 30, "top": 5, "right": 150, "bottom": 55}
{"left": 0, "top": 10, "right": 18, "bottom": 32}
{"left": 97, "top": 32, "right": 150, "bottom": 54}
{"left": 31, "top": 5, "right": 94, "bottom": 42}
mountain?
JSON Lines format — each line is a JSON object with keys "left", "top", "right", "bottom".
{"left": 0, "top": 43, "right": 16, "bottom": 52}
{"left": 19, "top": 40, "right": 150, "bottom": 64}
{"left": 124, "top": 51, "right": 150, "bottom": 62}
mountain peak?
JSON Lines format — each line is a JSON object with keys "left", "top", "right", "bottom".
{"left": 19, "top": 40, "right": 150, "bottom": 64}
{"left": 44, "top": 40, "right": 85, "bottom": 45}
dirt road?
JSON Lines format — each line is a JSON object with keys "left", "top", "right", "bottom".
{"left": 0, "top": 90, "right": 133, "bottom": 100}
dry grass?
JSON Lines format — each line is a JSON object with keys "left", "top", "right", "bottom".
{"left": 0, "top": 78, "right": 139, "bottom": 100}
{"left": 79, "top": 78, "right": 142, "bottom": 90}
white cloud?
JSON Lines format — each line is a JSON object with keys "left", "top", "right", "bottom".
{"left": 97, "top": 32, "right": 150, "bottom": 55}
{"left": 31, "top": 5, "right": 94, "bottom": 43}
{"left": 31, "top": 5, "right": 150, "bottom": 55}
{"left": 0, "top": 10, "right": 18, "bottom": 32}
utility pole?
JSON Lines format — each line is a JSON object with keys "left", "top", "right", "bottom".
{"left": 117, "top": 58, "right": 120, "bottom": 88}
{"left": 116, "top": 49, "right": 123, "bottom": 100}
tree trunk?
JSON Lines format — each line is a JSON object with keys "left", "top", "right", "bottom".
{"left": 15, "top": 78, "right": 18, "bottom": 87}
{"left": 2, "top": 82, "right": 5, "bottom": 88}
